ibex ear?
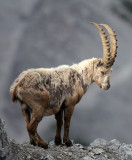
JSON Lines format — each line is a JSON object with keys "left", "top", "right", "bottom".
{"left": 96, "top": 60, "right": 102, "bottom": 68}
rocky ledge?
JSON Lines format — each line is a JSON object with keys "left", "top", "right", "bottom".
{"left": 1, "top": 118, "right": 132, "bottom": 160}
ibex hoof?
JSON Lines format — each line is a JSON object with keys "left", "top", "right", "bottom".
{"left": 37, "top": 140, "right": 48, "bottom": 149}
{"left": 65, "top": 140, "right": 73, "bottom": 147}
{"left": 55, "top": 137, "right": 62, "bottom": 145}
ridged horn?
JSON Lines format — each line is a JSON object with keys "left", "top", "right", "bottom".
{"left": 91, "top": 22, "right": 111, "bottom": 68}
{"left": 100, "top": 24, "right": 118, "bottom": 67}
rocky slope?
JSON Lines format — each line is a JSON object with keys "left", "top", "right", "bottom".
{"left": 1, "top": 118, "right": 132, "bottom": 160}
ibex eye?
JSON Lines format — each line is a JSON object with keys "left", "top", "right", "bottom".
{"left": 101, "top": 71, "right": 105, "bottom": 75}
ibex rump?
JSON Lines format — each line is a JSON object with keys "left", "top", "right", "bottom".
{"left": 10, "top": 23, "right": 117, "bottom": 149}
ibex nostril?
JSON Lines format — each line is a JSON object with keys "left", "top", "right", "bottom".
{"left": 107, "top": 84, "right": 110, "bottom": 89}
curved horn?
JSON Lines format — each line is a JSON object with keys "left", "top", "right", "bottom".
{"left": 91, "top": 22, "right": 111, "bottom": 68}
{"left": 100, "top": 24, "right": 118, "bottom": 67}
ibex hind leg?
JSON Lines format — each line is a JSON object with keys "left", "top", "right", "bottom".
{"left": 21, "top": 103, "right": 31, "bottom": 125}
{"left": 26, "top": 105, "right": 48, "bottom": 149}
{"left": 19, "top": 87, "right": 50, "bottom": 149}
{"left": 20, "top": 102, "right": 48, "bottom": 148}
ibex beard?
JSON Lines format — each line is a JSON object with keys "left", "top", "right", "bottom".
{"left": 10, "top": 23, "right": 117, "bottom": 149}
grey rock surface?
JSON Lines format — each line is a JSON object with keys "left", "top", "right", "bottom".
{"left": 7, "top": 137, "right": 132, "bottom": 160}
{"left": 0, "top": 118, "right": 10, "bottom": 160}
{"left": 7, "top": 134, "right": 132, "bottom": 160}
{"left": 1, "top": 117, "right": 132, "bottom": 160}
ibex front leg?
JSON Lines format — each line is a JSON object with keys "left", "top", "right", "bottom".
{"left": 63, "top": 106, "right": 74, "bottom": 147}
{"left": 54, "top": 109, "right": 63, "bottom": 145}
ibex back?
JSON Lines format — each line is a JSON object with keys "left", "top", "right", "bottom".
{"left": 10, "top": 23, "right": 118, "bottom": 149}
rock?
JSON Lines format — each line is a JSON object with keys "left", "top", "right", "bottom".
{"left": 0, "top": 118, "right": 10, "bottom": 160}
{"left": 67, "top": 152, "right": 72, "bottom": 156}
{"left": 92, "top": 148, "right": 104, "bottom": 155}
{"left": 83, "top": 156, "right": 93, "bottom": 160}
{"left": 40, "top": 155, "right": 54, "bottom": 160}
{"left": 107, "top": 139, "right": 121, "bottom": 151}
{"left": 2, "top": 117, "right": 132, "bottom": 160}
{"left": 90, "top": 138, "right": 107, "bottom": 148}
{"left": 27, "top": 155, "right": 32, "bottom": 160}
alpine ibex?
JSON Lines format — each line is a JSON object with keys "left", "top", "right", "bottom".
{"left": 10, "top": 23, "right": 118, "bottom": 149}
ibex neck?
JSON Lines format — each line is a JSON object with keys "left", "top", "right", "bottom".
{"left": 72, "top": 58, "right": 96, "bottom": 92}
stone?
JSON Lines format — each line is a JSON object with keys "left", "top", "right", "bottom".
{"left": 1, "top": 117, "right": 132, "bottom": 160}
{"left": 83, "top": 156, "right": 93, "bottom": 160}
{"left": 0, "top": 118, "right": 10, "bottom": 160}
{"left": 27, "top": 155, "right": 32, "bottom": 159}
{"left": 68, "top": 152, "right": 72, "bottom": 156}
{"left": 90, "top": 138, "right": 107, "bottom": 148}
{"left": 92, "top": 148, "right": 104, "bottom": 155}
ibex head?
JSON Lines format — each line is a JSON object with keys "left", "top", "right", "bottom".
{"left": 91, "top": 23, "right": 118, "bottom": 90}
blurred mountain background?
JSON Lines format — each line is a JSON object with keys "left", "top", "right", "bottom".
{"left": 0, "top": 0, "right": 132, "bottom": 145}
